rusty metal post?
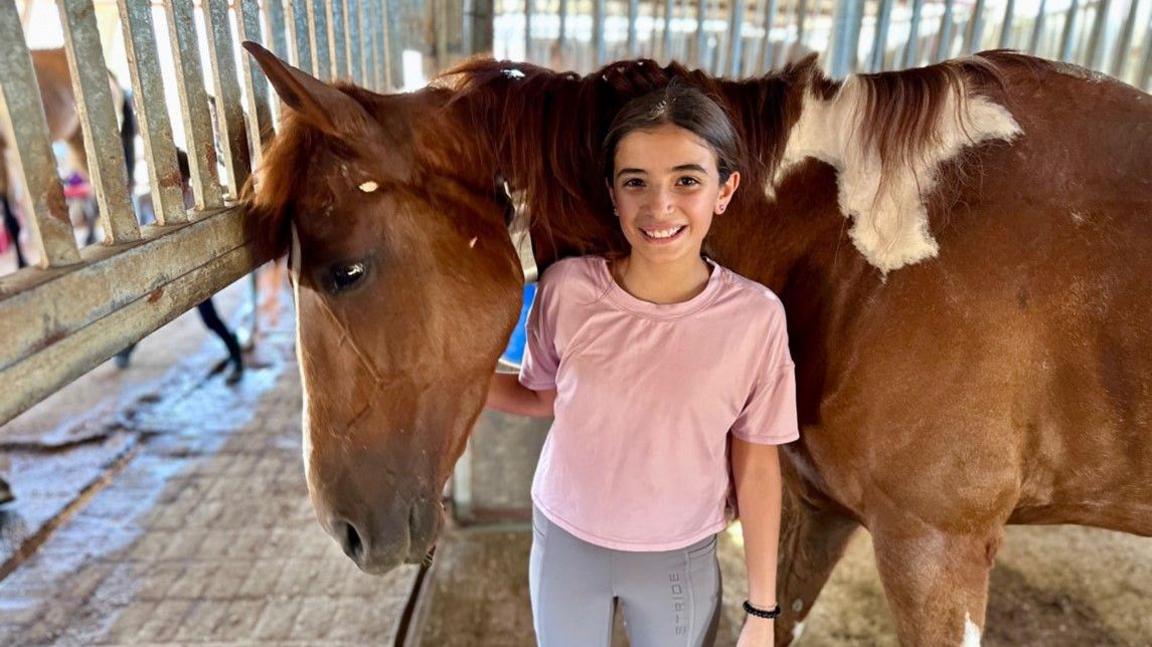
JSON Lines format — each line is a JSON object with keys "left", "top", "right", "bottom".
{"left": 202, "top": 0, "right": 252, "bottom": 197}
{"left": 165, "top": 0, "right": 224, "bottom": 211}
{"left": 56, "top": 0, "right": 139, "bottom": 244}
{"left": 117, "top": 0, "right": 186, "bottom": 226}
{"left": 238, "top": 0, "right": 275, "bottom": 162}
{"left": 0, "top": 2, "right": 80, "bottom": 267}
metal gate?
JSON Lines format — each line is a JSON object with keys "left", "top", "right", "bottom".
{"left": 0, "top": 0, "right": 394, "bottom": 426}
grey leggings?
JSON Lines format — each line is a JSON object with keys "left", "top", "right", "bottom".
{"left": 529, "top": 505, "right": 721, "bottom": 647}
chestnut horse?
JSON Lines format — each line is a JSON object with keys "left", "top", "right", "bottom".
{"left": 243, "top": 41, "right": 1152, "bottom": 646}
{"left": 0, "top": 48, "right": 135, "bottom": 267}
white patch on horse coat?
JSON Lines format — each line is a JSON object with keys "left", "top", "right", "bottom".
{"left": 770, "top": 75, "right": 1021, "bottom": 273}
{"left": 791, "top": 598, "right": 804, "bottom": 612}
{"left": 792, "top": 620, "right": 806, "bottom": 641}
{"left": 502, "top": 68, "right": 526, "bottom": 79}
{"left": 358, "top": 180, "right": 379, "bottom": 193}
{"left": 468, "top": 236, "right": 478, "bottom": 248}
{"left": 961, "top": 611, "right": 982, "bottom": 647}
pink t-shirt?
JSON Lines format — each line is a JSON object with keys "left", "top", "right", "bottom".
{"left": 519, "top": 255, "right": 799, "bottom": 551}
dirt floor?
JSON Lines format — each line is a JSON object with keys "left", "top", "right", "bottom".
{"left": 412, "top": 519, "right": 1151, "bottom": 646}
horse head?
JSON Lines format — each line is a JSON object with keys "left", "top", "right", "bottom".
{"left": 244, "top": 42, "right": 525, "bottom": 574}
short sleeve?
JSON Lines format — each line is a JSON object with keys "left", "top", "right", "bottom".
{"left": 729, "top": 303, "right": 799, "bottom": 444}
{"left": 518, "top": 269, "right": 562, "bottom": 391}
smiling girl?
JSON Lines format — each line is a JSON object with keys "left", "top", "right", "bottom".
{"left": 486, "top": 81, "right": 799, "bottom": 647}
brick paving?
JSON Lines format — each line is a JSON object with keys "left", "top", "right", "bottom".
{"left": 0, "top": 322, "right": 420, "bottom": 645}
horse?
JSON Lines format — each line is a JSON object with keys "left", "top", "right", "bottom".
{"left": 0, "top": 47, "right": 136, "bottom": 268}
{"left": 241, "top": 41, "right": 1152, "bottom": 646}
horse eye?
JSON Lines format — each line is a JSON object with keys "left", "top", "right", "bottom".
{"left": 330, "top": 262, "right": 366, "bottom": 293}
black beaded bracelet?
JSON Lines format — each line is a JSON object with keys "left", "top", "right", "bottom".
{"left": 743, "top": 600, "right": 781, "bottom": 619}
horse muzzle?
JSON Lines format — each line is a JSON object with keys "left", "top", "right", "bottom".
{"left": 324, "top": 495, "right": 444, "bottom": 575}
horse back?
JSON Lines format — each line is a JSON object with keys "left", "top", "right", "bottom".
{"left": 781, "top": 59, "right": 1152, "bottom": 535}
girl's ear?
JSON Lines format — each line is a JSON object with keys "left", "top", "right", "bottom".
{"left": 721, "top": 171, "right": 741, "bottom": 197}
{"left": 605, "top": 178, "right": 617, "bottom": 212}
{"left": 717, "top": 171, "right": 741, "bottom": 207}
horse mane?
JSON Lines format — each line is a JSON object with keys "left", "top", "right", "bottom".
{"left": 247, "top": 50, "right": 1039, "bottom": 263}
{"left": 430, "top": 51, "right": 1034, "bottom": 264}
{"left": 430, "top": 55, "right": 824, "bottom": 262}
{"left": 851, "top": 50, "right": 1031, "bottom": 180}
{"left": 243, "top": 82, "right": 382, "bottom": 259}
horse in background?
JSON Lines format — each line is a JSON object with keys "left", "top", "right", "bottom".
{"left": 243, "top": 41, "right": 1152, "bottom": 646}
{"left": 0, "top": 48, "right": 136, "bottom": 268}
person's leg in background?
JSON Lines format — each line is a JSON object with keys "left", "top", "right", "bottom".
{"left": 1, "top": 196, "right": 27, "bottom": 269}
{"left": 196, "top": 299, "right": 244, "bottom": 385}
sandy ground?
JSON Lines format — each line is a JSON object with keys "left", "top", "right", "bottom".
{"left": 718, "top": 522, "right": 1151, "bottom": 646}
{"left": 415, "top": 515, "right": 1150, "bottom": 646}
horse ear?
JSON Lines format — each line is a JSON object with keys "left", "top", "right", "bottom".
{"left": 242, "top": 41, "right": 368, "bottom": 138}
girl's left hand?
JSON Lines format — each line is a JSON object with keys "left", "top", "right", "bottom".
{"left": 736, "top": 616, "right": 775, "bottom": 647}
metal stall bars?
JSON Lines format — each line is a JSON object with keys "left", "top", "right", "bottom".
{"left": 485, "top": 0, "right": 1152, "bottom": 92}
{"left": 0, "top": 0, "right": 393, "bottom": 427}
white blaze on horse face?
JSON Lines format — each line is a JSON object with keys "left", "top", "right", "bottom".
{"left": 358, "top": 181, "right": 379, "bottom": 193}
{"left": 962, "top": 611, "right": 982, "bottom": 647}
{"left": 769, "top": 74, "right": 1021, "bottom": 274}
{"left": 290, "top": 225, "right": 315, "bottom": 486}
{"left": 791, "top": 620, "right": 806, "bottom": 641}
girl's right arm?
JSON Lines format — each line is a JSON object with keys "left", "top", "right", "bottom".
{"left": 485, "top": 372, "right": 557, "bottom": 418}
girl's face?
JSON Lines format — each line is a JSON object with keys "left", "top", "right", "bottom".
{"left": 607, "top": 122, "right": 740, "bottom": 265}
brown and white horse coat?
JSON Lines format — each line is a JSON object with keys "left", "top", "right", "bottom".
{"left": 243, "top": 44, "right": 1152, "bottom": 646}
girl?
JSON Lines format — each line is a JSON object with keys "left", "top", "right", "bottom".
{"left": 486, "top": 81, "right": 798, "bottom": 647}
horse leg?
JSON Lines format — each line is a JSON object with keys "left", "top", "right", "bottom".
{"left": 869, "top": 521, "right": 1002, "bottom": 646}
{"left": 1, "top": 195, "right": 27, "bottom": 269}
{"left": 774, "top": 493, "right": 861, "bottom": 646}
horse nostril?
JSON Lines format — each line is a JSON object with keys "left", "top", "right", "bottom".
{"left": 338, "top": 520, "right": 364, "bottom": 561}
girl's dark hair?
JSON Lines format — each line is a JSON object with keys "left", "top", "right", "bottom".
{"left": 602, "top": 79, "right": 741, "bottom": 185}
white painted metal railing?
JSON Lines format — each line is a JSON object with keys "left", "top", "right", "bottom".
{"left": 493, "top": 0, "right": 1152, "bottom": 89}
